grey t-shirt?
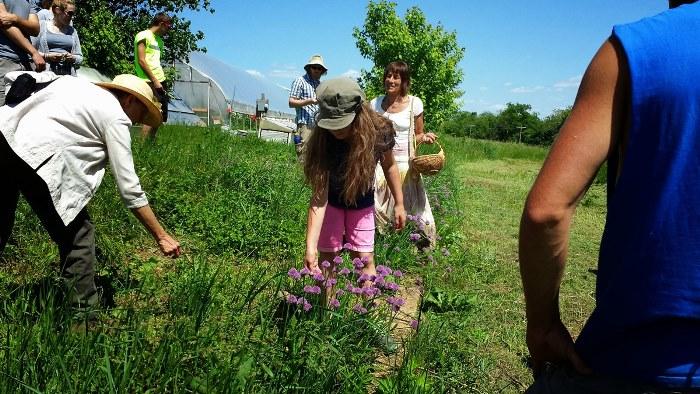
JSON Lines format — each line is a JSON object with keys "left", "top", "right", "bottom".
{"left": 0, "top": 0, "right": 35, "bottom": 61}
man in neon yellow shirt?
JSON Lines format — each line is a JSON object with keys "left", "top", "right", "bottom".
{"left": 134, "top": 13, "right": 171, "bottom": 140}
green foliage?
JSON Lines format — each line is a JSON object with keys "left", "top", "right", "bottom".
{"left": 0, "top": 127, "right": 481, "bottom": 391}
{"left": 440, "top": 104, "right": 573, "bottom": 146}
{"left": 74, "top": 0, "right": 214, "bottom": 76}
{"left": 353, "top": 0, "right": 465, "bottom": 128}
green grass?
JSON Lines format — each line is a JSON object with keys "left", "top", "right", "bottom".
{"left": 433, "top": 135, "right": 605, "bottom": 392}
{"left": 0, "top": 128, "right": 605, "bottom": 392}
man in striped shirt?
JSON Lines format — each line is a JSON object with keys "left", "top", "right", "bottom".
{"left": 289, "top": 54, "right": 327, "bottom": 161}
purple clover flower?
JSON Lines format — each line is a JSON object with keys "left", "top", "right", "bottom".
{"left": 329, "top": 298, "right": 340, "bottom": 309}
{"left": 352, "top": 303, "right": 368, "bottom": 314}
{"left": 333, "top": 255, "right": 343, "bottom": 265}
{"left": 410, "top": 319, "right": 419, "bottom": 330}
{"left": 313, "top": 272, "right": 325, "bottom": 282}
{"left": 385, "top": 282, "right": 399, "bottom": 292}
{"left": 296, "top": 296, "right": 307, "bottom": 305}
{"left": 409, "top": 233, "right": 421, "bottom": 242}
{"left": 303, "top": 301, "right": 312, "bottom": 312}
{"left": 377, "top": 265, "right": 393, "bottom": 276}
{"left": 299, "top": 267, "right": 311, "bottom": 276}
{"left": 393, "top": 270, "right": 403, "bottom": 278}
{"left": 343, "top": 242, "right": 353, "bottom": 250}
{"left": 407, "top": 214, "right": 415, "bottom": 221}
{"left": 374, "top": 276, "right": 386, "bottom": 287}
{"left": 357, "top": 273, "right": 372, "bottom": 283}
{"left": 363, "top": 287, "right": 380, "bottom": 297}
{"left": 338, "top": 267, "right": 351, "bottom": 276}
{"left": 335, "top": 289, "right": 345, "bottom": 297}
{"left": 386, "top": 296, "right": 405, "bottom": 312}
{"left": 352, "top": 258, "right": 364, "bottom": 269}
{"left": 361, "top": 256, "right": 369, "bottom": 263}
{"left": 287, "top": 268, "right": 301, "bottom": 280}
{"left": 303, "top": 285, "right": 321, "bottom": 295}
{"left": 286, "top": 294, "right": 298, "bottom": 304}
{"left": 350, "top": 286, "right": 364, "bottom": 295}
{"left": 324, "top": 278, "right": 337, "bottom": 288}
{"left": 321, "top": 260, "right": 331, "bottom": 269}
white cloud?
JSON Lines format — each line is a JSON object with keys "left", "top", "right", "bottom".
{"left": 479, "top": 86, "right": 488, "bottom": 91}
{"left": 340, "top": 69, "right": 361, "bottom": 80}
{"left": 553, "top": 75, "right": 582, "bottom": 91}
{"left": 269, "top": 65, "right": 300, "bottom": 79}
{"left": 245, "top": 69, "right": 265, "bottom": 79}
{"left": 504, "top": 82, "right": 513, "bottom": 87}
{"left": 511, "top": 85, "right": 545, "bottom": 93}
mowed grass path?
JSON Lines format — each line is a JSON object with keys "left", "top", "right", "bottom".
{"left": 447, "top": 138, "right": 606, "bottom": 392}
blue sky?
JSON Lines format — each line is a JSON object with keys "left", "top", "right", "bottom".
{"left": 182, "top": 1, "right": 668, "bottom": 117}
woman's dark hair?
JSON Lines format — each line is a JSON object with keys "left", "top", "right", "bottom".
{"left": 383, "top": 61, "right": 411, "bottom": 96}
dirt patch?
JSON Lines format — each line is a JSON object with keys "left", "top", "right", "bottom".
{"left": 372, "top": 276, "right": 423, "bottom": 381}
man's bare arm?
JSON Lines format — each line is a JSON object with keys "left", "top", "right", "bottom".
{"left": 0, "top": 5, "right": 44, "bottom": 70}
{"left": 518, "top": 37, "right": 629, "bottom": 372}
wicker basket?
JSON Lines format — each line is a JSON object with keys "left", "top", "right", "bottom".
{"left": 410, "top": 141, "right": 445, "bottom": 176}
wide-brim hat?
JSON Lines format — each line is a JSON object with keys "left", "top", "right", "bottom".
{"left": 95, "top": 74, "right": 162, "bottom": 128}
{"left": 316, "top": 77, "right": 365, "bottom": 130}
{"left": 305, "top": 54, "right": 327, "bottom": 72}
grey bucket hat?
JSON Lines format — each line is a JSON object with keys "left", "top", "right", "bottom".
{"left": 315, "top": 78, "right": 366, "bottom": 130}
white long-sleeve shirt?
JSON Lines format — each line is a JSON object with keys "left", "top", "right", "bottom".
{"left": 0, "top": 76, "right": 148, "bottom": 225}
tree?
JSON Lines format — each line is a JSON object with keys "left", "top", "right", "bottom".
{"left": 353, "top": 1, "right": 464, "bottom": 128}
{"left": 494, "top": 103, "right": 540, "bottom": 143}
{"left": 74, "top": 1, "right": 214, "bottom": 77}
{"left": 537, "top": 106, "right": 572, "bottom": 145}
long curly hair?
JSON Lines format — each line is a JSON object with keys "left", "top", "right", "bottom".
{"left": 304, "top": 103, "right": 394, "bottom": 206}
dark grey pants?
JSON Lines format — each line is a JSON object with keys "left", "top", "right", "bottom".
{"left": 0, "top": 135, "right": 98, "bottom": 308}
{"left": 526, "top": 363, "right": 696, "bottom": 394}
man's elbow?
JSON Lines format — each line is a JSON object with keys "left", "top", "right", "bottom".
{"left": 288, "top": 98, "right": 295, "bottom": 108}
{"left": 522, "top": 197, "right": 569, "bottom": 229}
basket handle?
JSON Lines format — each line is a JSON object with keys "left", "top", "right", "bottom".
{"left": 415, "top": 140, "right": 444, "bottom": 154}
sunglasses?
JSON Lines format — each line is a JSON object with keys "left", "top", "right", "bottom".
{"left": 62, "top": 9, "right": 75, "bottom": 17}
{"left": 309, "top": 65, "right": 325, "bottom": 71}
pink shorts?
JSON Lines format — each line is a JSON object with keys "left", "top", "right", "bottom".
{"left": 318, "top": 205, "right": 375, "bottom": 253}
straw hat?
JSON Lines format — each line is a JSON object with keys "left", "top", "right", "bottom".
{"left": 95, "top": 74, "right": 162, "bottom": 128}
{"left": 304, "top": 54, "right": 327, "bottom": 72}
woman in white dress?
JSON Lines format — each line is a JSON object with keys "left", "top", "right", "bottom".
{"left": 371, "top": 61, "right": 438, "bottom": 247}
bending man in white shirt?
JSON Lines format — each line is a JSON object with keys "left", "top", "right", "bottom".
{"left": 0, "top": 73, "right": 181, "bottom": 309}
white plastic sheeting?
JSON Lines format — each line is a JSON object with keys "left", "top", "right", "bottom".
{"left": 173, "top": 52, "right": 293, "bottom": 126}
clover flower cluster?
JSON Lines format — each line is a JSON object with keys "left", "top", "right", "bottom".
{"left": 286, "top": 244, "right": 404, "bottom": 314}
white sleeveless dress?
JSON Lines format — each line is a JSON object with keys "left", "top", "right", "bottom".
{"left": 371, "top": 95, "right": 436, "bottom": 245}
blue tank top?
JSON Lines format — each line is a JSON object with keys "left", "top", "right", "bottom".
{"left": 575, "top": 3, "right": 700, "bottom": 387}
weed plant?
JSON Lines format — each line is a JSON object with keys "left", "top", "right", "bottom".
{"left": 0, "top": 127, "right": 486, "bottom": 392}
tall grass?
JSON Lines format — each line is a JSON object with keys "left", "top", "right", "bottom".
{"left": 2, "top": 127, "right": 578, "bottom": 392}
{"left": 0, "top": 126, "right": 477, "bottom": 392}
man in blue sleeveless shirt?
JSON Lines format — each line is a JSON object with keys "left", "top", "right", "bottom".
{"left": 520, "top": 1, "right": 700, "bottom": 392}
